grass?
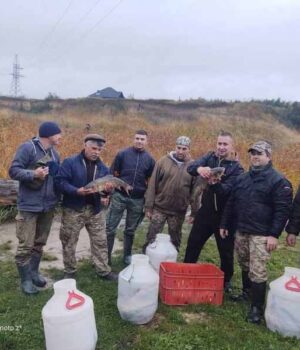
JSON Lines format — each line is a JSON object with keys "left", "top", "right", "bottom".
{"left": 41, "top": 253, "right": 58, "bottom": 262}
{"left": 0, "top": 241, "right": 12, "bottom": 252}
{"left": 1, "top": 221, "right": 300, "bottom": 350}
{"left": 0, "top": 207, "right": 17, "bottom": 225}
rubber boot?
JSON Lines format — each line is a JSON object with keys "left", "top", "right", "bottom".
{"left": 246, "top": 281, "right": 266, "bottom": 324}
{"left": 224, "top": 281, "right": 233, "bottom": 294}
{"left": 30, "top": 253, "right": 47, "bottom": 287}
{"left": 231, "top": 270, "right": 251, "bottom": 302}
{"left": 64, "top": 272, "right": 76, "bottom": 279}
{"left": 107, "top": 235, "right": 115, "bottom": 266}
{"left": 123, "top": 235, "right": 134, "bottom": 265}
{"left": 17, "top": 264, "right": 39, "bottom": 295}
{"left": 99, "top": 271, "right": 119, "bottom": 281}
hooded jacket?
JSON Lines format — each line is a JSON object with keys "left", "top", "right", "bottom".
{"left": 9, "top": 137, "right": 60, "bottom": 212}
{"left": 145, "top": 152, "right": 195, "bottom": 215}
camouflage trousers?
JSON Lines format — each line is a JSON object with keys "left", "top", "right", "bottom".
{"left": 60, "top": 206, "right": 111, "bottom": 276}
{"left": 235, "top": 231, "right": 271, "bottom": 283}
{"left": 15, "top": 210, "right": 54, "bottom": 266}
{"left": 144, "top": 209, "right": 185, "bottom": 251}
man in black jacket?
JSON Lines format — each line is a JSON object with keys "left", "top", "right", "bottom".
{"left": 184, "top": 131, "right": 244, "bottom": 292}
{"left": 106, "top": 130, "right": 155, "bottom": 265}
{"left": 286, "top": 186, "right": 300, "bottom": 245}
{"left": 220, "top": 141, "right": 293, "bottom": 324}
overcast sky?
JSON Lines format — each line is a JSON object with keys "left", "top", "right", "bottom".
{"left": 0, "top": 0, "right": 300, "bottom": 101}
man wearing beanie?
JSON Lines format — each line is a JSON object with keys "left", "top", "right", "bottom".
{"left": 9, "top": 121, "right": 62, "bottom": 295}
{"left": 56, "top": 134, "right": 118, "bottom": 281}
{"left": 220, "top": 141, "right": 292, "bottom": 324}
{"left": 143, "top": 136, "right": 195, "bottom": 252}
{"left": 184, "top": 131, "right": 243, "bottom": 294}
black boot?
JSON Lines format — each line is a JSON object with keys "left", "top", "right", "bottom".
{"left": 107, "top": 235, "right": 115, "bottom": 266}
{"left": 64, "top": 272, "right": 76, "bottom": 279}
{"left": 17, "top": 264, "right": 39, "bottom": 295}
{"left": 246, "top": 281, "right": 266, "bottom": 324}
{"left": 30, "top": 253, "right": 47, "bottom": 287}
{"left": 231, "top": 270, "right": 251, "bottom": 302}
{"left": 123, "top": 235, "right": 134, "bottom": 265}
{"left": 224, "top": 281, "right": 233, "bottom": 294}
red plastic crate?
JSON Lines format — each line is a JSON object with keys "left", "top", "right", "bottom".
{"left": 159, "top": 262, "right": 224, "bottom": 306}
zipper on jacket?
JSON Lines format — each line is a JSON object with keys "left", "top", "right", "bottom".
{"left": 214, "top": 156, "right": 222, "bottom": 212}
{"left": 132, "top": 152, "right": 140, "bottom": 191}
{"left": 35, "top": 140, "right": 52, "bottom": 211}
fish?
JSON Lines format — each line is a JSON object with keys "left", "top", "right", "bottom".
{"left": 26, "top": 152, "right": 53, "bottom": 190}
{"left": 190, "top": 167, "right": 225, "bottom": 212}
{"left": 84, "top": 175, "right": 133, "bottom": 195}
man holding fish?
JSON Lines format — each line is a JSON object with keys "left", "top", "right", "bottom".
{"left": 56, "top": 134, "right": 118, "bottom": 281}
{"left": 9, "top": 121, "right": 62, "bottom": 295}
{"left": 184, "top": 131, "right": 244, "bottom": 293}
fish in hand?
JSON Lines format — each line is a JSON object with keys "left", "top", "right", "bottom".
{"left": 84, "top": 175, "right": 133, "bottom": 195}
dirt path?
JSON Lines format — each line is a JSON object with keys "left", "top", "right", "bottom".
{"left": 0, "top": 215, "right": 123, "bottom": 270}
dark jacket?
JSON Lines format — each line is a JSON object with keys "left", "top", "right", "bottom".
{"left": 187, "top": 151, "right": 244, "bottom": 219}
{"left": 221, "top": 162, "right": 293, "bottom": 238}
{"left": 111, "top": 146, "right": 155, "bottom": 199}
{"left": 55, "top": 153, "right": 110, "bottom": 214}
{"left": 9, "top": 137, "right": 60, "bottom": 212}
{"left": 145, "top": 152, "right": 195, "bottom": 215}
{"left": 286, "top": 185, "right": 300, "bottom": 235}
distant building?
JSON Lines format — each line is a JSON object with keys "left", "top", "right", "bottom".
{"left": 89, "top": 87, "right": 125, "bottom": 99}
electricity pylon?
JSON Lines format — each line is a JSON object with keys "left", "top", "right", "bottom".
{"left": 9, "top": 54, "right": 24, "bottom": 98}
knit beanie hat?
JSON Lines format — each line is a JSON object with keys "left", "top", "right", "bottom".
{"left": 39, "top": 121, "right": 61, "bottom": 138}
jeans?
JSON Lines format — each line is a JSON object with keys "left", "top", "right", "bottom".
{"left": 106, "top": 192, "right": 144, "bottom": 258}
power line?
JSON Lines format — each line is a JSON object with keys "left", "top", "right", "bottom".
{"left": 25, "top": 0, "right": 124, "bottom": 90}
{"left": 34, "top": 0, "right": 103, "bottom": 62}
{"left": 79, "top": 0, "right": 124, "bottom": 41}
{"left": 27, "top": 0, "right": 105, "bottom": 69}
{"left": 38, "top": 0, "right": 125, "bottom": 66}
{"left": 76, "top": 0, "right": 103, "bottom": 26}
{"left": 38, "top": 0, "right": 75, "bottom": 50}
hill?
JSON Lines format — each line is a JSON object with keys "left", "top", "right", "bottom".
{"left": 0, "top": 96, "right": 299, "bottom": 186}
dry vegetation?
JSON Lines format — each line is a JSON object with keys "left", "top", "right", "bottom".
{"left": 0, "top": 100, "right": 300, "bottom": 189}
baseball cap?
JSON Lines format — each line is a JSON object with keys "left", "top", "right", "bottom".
{"left": 84, "top": 134, "right": 106, "bottom": 144}
{"left": 176, "top": 136, "right": 191, "bottom": 147}
{"left": 248, "top": 141, "right": 272, "bottom": 155}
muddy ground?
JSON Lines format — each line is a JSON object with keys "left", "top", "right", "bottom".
{"left": 0, "top": 215, "right": 123, "bottom": 270}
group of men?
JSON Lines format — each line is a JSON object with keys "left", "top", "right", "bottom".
{"left": 9, "top": 121, "right": 300, "bottom": 326}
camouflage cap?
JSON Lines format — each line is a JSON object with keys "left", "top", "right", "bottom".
{"left": 84, "top": 133, "right": 106, "bottom": 144}
{"left": 248, "top": 141, "right": 272, "bottom": 155}
{"left": 176, "top": 136, "right": 191, "bottom": 147}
